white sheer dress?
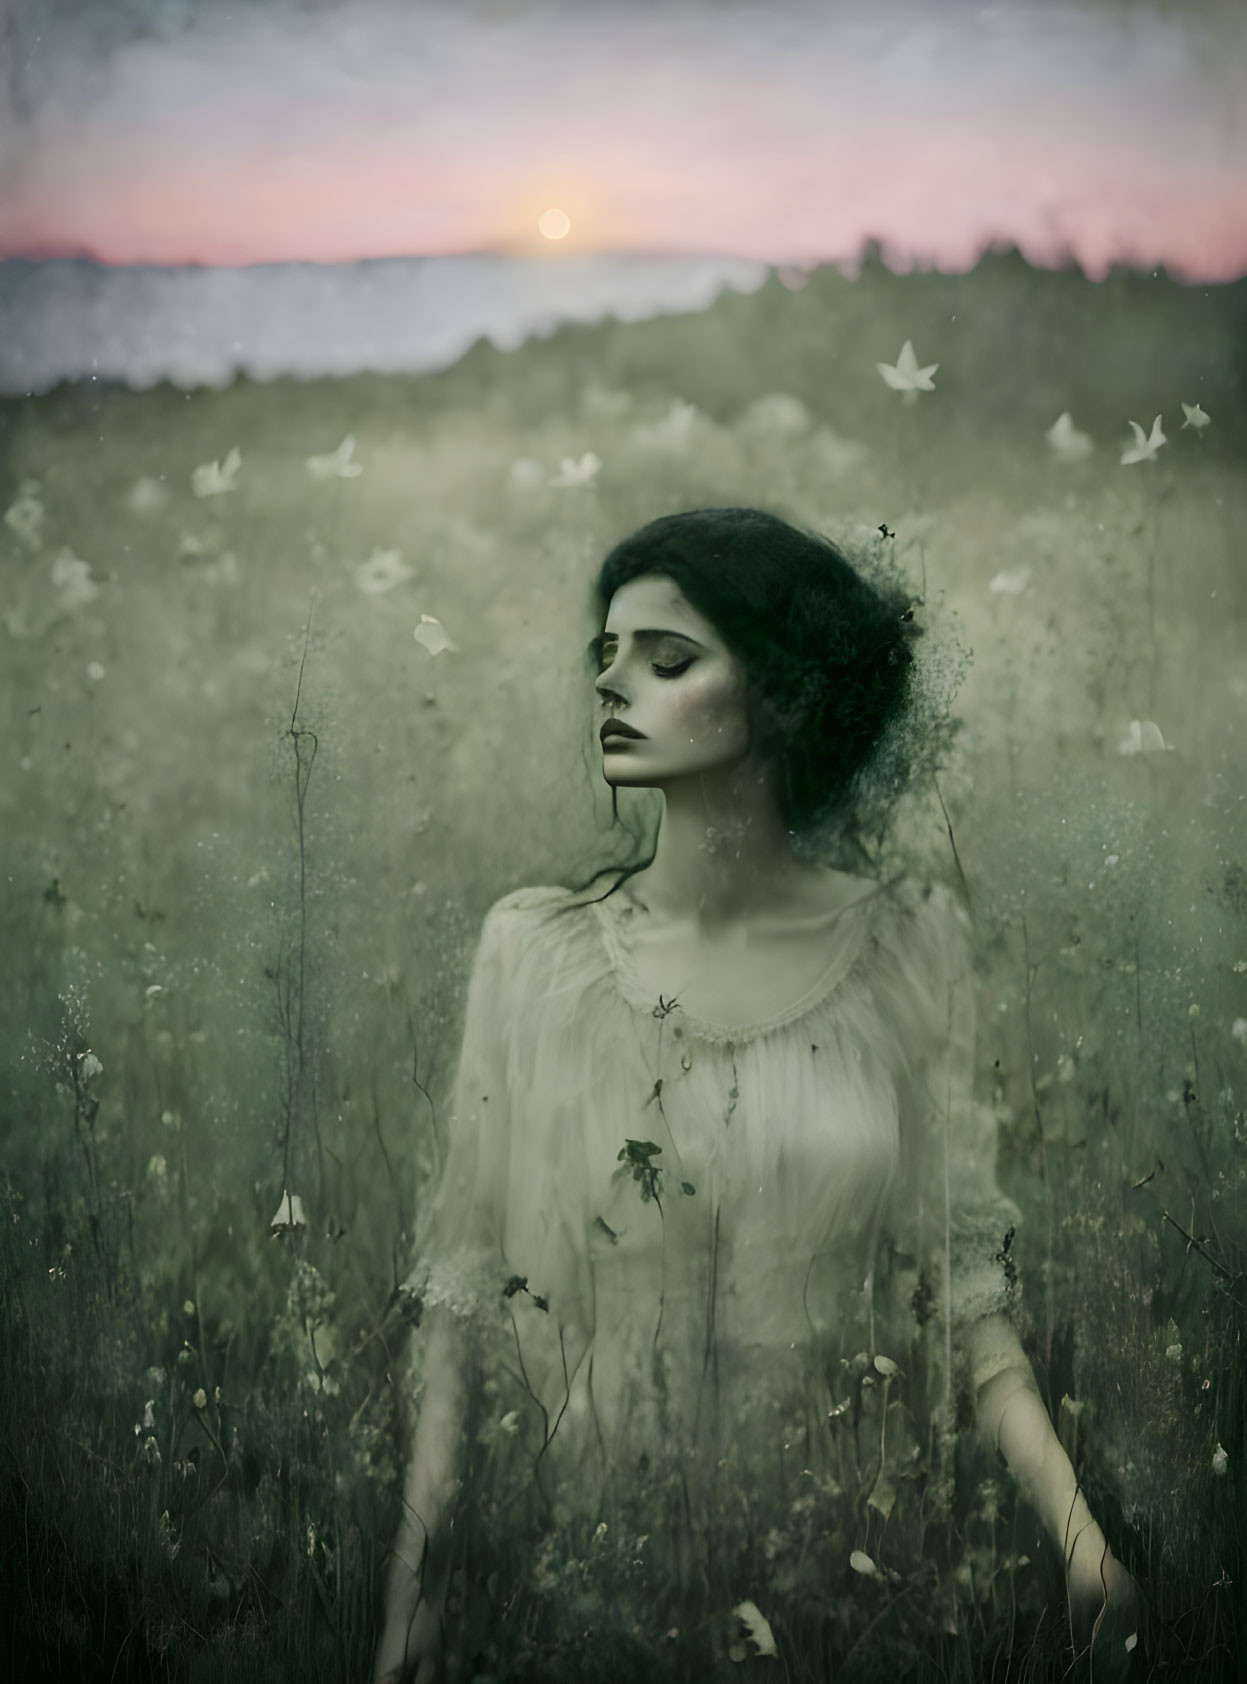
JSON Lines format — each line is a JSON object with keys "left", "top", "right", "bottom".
{"left": 404, "top": 874, "right": 1026, "bottom": 1660}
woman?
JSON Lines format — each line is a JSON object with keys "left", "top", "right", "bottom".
{"left": 375, "top": 509, "right": 1138, "bottom": 1682}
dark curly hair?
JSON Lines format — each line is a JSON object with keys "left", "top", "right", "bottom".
{"left": 590, "top": 507, "right": 922, "bottom": 841}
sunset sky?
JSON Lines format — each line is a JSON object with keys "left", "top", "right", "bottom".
{"left": 1, "top": 0, "right": 1245, "bottom": 282}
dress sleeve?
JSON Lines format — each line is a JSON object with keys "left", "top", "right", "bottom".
{"left": 890, "top": 881, "right": 1025, "bottom": 1394}
{"left": 403, "top": 897, "right": 517, "bottom": 1329}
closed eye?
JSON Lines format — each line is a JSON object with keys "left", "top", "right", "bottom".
{"left": 652, "top": 659, "right": 693, "bottom": 678}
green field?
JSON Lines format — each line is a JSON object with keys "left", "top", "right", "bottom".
{"left": 1, "top": 250, "right": 1244, "bottom": 1679}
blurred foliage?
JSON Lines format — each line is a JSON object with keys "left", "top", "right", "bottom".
{"left": 1, "top": 250, "right": 1245, "bottom": 1678}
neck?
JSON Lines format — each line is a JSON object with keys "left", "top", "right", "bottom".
{"left": 634, "top": 760, "right": 809, "bottom": 931}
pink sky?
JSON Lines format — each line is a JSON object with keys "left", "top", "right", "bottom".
{"left": 1, "top": 0, "right": 1244, "bottom": 280}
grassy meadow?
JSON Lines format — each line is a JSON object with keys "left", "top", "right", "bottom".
{"left": 1, "top": 249, "right": 1245, "bottom": 1679}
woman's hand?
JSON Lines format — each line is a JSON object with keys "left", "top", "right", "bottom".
{"left": 1066, "top": 1530, "right": 1142, "bottom": 1675}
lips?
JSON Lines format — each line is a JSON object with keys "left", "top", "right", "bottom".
{"left": 600, "top": 719, "right": 645, "bottom": 742}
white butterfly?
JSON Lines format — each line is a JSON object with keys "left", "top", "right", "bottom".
{"left": 414, "top": 614, "right": 456, "bottom": 656}
{"left": 875, "top": 340, "right": 937, "bottom": 404}
{"left": 306, "top": 436, "right": 363, "bottom": 479}
{"left": 192, "top": 446, "right": 242, "bottom": 497}
{"left": 1120, "top": 416, "right": 1166, "bottom": 465}
{"left": 1045, "top": 412, "right": 1093, "bottom": 463}
{"left": 1180, "top": 402, "right": 1210, "bottom": 431}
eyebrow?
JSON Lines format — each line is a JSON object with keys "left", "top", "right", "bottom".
{"left": 587, "top": 628, "right": 706, "bottom": 662}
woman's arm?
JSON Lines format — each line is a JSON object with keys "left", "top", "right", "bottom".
{"left": 373, "top": 1310, "right": 468, "bottom": 1684}
{"left": 968, "top": 1315, "right": 1139, "bottom": 1654}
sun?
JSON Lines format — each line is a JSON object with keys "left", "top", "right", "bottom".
{"left": 538, "top": 207, "right": 572, "bottom": 241}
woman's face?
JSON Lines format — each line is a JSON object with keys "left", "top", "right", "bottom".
{"left": 592, "top": 574, "right": 753, "bottom": 788}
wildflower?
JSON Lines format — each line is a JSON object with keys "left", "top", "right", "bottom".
{"left": 4, "top": 480, "right": 46, "bottom": 549}
{"left": 86, "top": 662, "right": 105, "bottom": 681}
{"left": 192, "top": 446, "right": 242, "bottom": 497}
{"left": 849, "top": 1549, "right": 879, "bottom": 1577}
{"left": 143, "top": 1399, "right": 156, "bottom": 1429}
{"left": 354, "top": 547, "right": 412, "bottom": 596}
{"left": 1180, "top": 402, "right": 1210, "bottom": 431}
{"left": 1165, "top": 1343, "right": 1182, "bottom": 1364}
{"left": 193, "top": 1388, "right": 207, "bottom": 1409}
{"left": 1212, "top": 1442, "right": 1228, "bottom": 1476}
{"left": 1231, "top": 1019, "right": 1247, "bottom": 1045}
{"left": 548, "top": 452, "right": 601, "bottom": 488}
{"left": 51, "top": 550, "right": 101, "bottom": 609}
{"left": 988, "top": 566, "right": 1031, "bottom": 595}
{"left": 1120, "top": 416, "right": 1166, "bottom": 465}
{"left": 874, "top": 1354, "right": 901, "bottom": 1376}
{"left": 731, "top": 1600, "right": 777, "bottom": 1658}
{"left": 875, "top": 340, "right": 937, "bottom": 405}
{"left": 1045, "top": 412, "right": 1093, "bottom": 463}
{"left": 80, "top": 1052, "right": 103, "bottom": 1081}
{"left": 414, "top": 614, "right": 456, "bottom": 656}
{"left": 305, "top": 436, "right": 363, "bottom": 479}
{"left": 498, "top": 1411, "right": 519, "bottom": 1435}
{"left": 270, "top": 1190, "right": 307, "bottom": 1235}
{"left": 1116, "top": 720, "right": 1169, "bottom": 755}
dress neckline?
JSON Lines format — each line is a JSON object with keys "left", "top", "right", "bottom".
{"left": 588, "top": 880, "right": 884, "bottom": 1045}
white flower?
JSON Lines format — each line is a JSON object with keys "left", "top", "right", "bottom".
{"left": 988, "top": 565, "right": 1031, "bottom": 596}
{"left": 192, "top": 446, "right": 242, "bottom": 497}
{"left": 1212, "top": 1442, "right": 1228, "bottom": 1476}
{"left": 1231, "top": 1018, "right": 1247, "bottom": 1045}
{"left": 1180, "top": 402, "right": 1210, "bottom": 431}
{"left": 1120, "top": 416, "right": 1166, "bottom": 465}
{"left": 86, "top": 662, "right": 105, "bottom": 681}
{"left": 1116, "top": 719, "right": 1169, "bottom": 755}
{"left": 4, "top": 480, "right": 46, "bottom": 549}
{"left": 875, "top": 340, "right": 937, "bottom": 404}
{"left": 51, "top": 550, "right": 101, "bottom": 609}
{"left": 306, "top": 436, "right": 363, "bottom": 479}
{"left": 731, "top": 1600, "right": 777, "bottom": 1658}
{"left": 354, "top": 548, "right": 412, "bottom": 596}
{"left": 874, "top": 1354, "right": 901, "bottom": 1376}
{"left": 143, "top": 1399, "right": 156, "bottom": 1429}
{"left": 80, "top": 1052, "right": 103, "bottom": 1080}
{"left": 549, "top": 451, "right": 601, "bottom": 488}
{"left": 127, "top": 477, "right": 169, "bottom": 513}
{"left": 1045, "top": 412, "right": 1093, "bottom": 463}
{"left": 270, "top": 1190, "right": 307, "bottom": 1235}
{"left": 498, "top": 1410, "right": 519, "bottom": 1436}
{"left": 1165, "top": 1343, "right": 1183, "bottom": 1364}
{"left": 849, "top": 1549, "right": 879, "bottom": 1577}
{"left": 414, "top": 615, "right": 456, "bottom": 656}
{"left": 193, "top": 1388, "right": 207, "bottom": 1410}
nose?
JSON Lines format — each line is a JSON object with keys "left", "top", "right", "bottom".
{"left": 595, "top": 674, "right": 628, "bottom": 710}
